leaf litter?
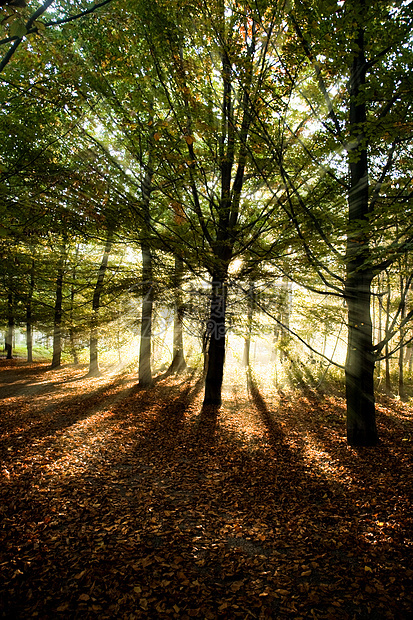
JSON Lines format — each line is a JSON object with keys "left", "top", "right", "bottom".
{"left": 0, "top": 360, "right": 412, "bottom": 619}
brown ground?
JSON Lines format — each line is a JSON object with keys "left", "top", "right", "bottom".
{"left": 1, "top": 360, "right": 412, "bottom": 619}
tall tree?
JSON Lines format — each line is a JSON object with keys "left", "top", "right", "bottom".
{"left": 88, "top": 227, "right": 113, "bottom": 376}
{"left": 263, "top": 0, "right": 413, "bottom": 445}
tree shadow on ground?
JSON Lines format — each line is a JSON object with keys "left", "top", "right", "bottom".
{"left": 194, "top": 403, "right": 219, "bottom": 448}
{"left": 0, "top": 373, "right": 136, "bottom": 456}
{"left": 247, "top": 367, "right": 299, "bottom": 465}
{"left": 2, "top": 365, "right": 412, "bottom": 620}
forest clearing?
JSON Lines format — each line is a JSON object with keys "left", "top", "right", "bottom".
{"left": 1, "top": 359, "right": 412, "bottom": 619}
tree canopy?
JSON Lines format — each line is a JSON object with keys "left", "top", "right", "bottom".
{"left": 1, "top": 0, "right": 413, "bottom": 446}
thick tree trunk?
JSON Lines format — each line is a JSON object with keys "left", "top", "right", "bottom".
{"left": 88, "top": 232, "right": 113, "bottom": 376}
{"left": 168, "top": 254, "right": 186, "bottom": 374}
{"left": 5, "top": 290, "right": 13, "bottom": 359}
{"left": 51, "top": 241, "right": 66, "bottom": 369}
{"left": 345, "top": 271, "right": 377, "bottom": 445}
{"left": 139, "top": 242, "right": 153, "bottom": 386}
{"left": 26, "top": 259, "right": 34, "bottom": 363}
{"left": 344, "top": 8, "right": 378, "bottom": 446}
{"left": 203, "top": 277, "right": 227, "bottom": 406}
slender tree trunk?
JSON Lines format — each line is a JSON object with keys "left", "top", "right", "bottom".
{"left": 138, "top": 149, "right": 154, "bottom": 387}
{"left": 243, "top": 283, "right": 254, "bottom": 368}
{"left": 69, "top": 248, "right": 79, "bottom": 364}
{"left": 377, "top": 275, "right": 382, "bottom": 381}
{"left": 344, "top": 7, "right": 378, "bottom": 446}
{"left": 26, "top": 259, "right": 35, "bottom": 363}
{"left": 203, "top": 276, "right": 227, "bottom": 406}
{"left": 51, "top": 240, "right": 66, "bottom": 369}
{"left": 398, "top": 271, "right": 406, "bottom": 400}
{"left": 385, "top": 272, "right": 391, "bottom": 393}
{"left": 5, "top": 290, "right": 13, "bottom": 360}
{"left": 279, "top": 277, "right": 291, "bottom": 362}
{"left": 89, "top": 232, "right": 113, "bottom": 376}
{"left": 139, "top": 241, "right": 153, "bottom": 386}
{"left": 406, "top": 342, "right": 413, "bottom": 374}
{"left": 168, "top": 254, "right": 186, "bottom": 374}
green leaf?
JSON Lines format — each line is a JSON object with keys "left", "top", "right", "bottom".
{"left": 10, "top": 20, "right": 27, "bottom": 39}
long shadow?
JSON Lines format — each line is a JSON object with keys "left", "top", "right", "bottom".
{"left": 247, "top": 367, "right": 297, "bottom": 464}
{"left": 0, "top": 375, "right": 138, "bottom": 457}
{"left": 3, "top": 369, "right": 412, "bottom": 620}
{"left": 129, "top": 373, "right": 206, "bottom": 453}
{"left": 0, "top": 362, "right": 50, "bottom": 391}
{"left": 296, "top": 387, "right": 412, "bottom": 485}
{"left": 0, "top": 364, "right": 91, "bottom": 403}
{"left": 194, "top": 403, "right": 219, "bottom": 448}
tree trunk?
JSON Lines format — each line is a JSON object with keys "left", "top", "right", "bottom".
{"left": 279, "top": 277, "right": 292, "bottom": 362}
{"left": 51, "top": 240, "right": 66, "bottom": 369}
{"left": 377, "top": 275, "right": 382, "bottom": 381}
{"left": 398, "top": 271, "right": 406, "bottom": 400}
{"left": 69, "top": 248, "right": 79, "bottom": 364}
{"left": 89, "top": 232, "right": 113, "bottom": 376}
{"left": 385, "top": 272, "right": 391, "bottom": 393}
{"left": 203, "top": 277, "right": 227, "bottom": 406}
{"left": 406, "top": 343, "right": 413, "bottom": 374}
{"left": 344, "top": 8, "right": 378, "bottom": 446}
{"left": 139, "top": 241, "right": 153, "bottom": 386}
{"left": 138, "top": 149, "right": 154, "bottom": 387}
{"left": 5, "top": 290, "right": 13, "bottom": 359}
{"left": 243, "top": 283, "right": 254, "bottom": 368}
{"left": 168, "top": 254, "right": 186, "bottom": 374}
{"left": 26, "top": 259, "right": 35, "bottom": 363}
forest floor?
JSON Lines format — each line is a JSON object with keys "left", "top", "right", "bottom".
{"left": 0, "top": 360, "right": 412, "bottom": 620}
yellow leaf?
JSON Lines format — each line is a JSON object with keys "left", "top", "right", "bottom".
{"left": 173, "top": 604, "right": 180, "bottom": 612}
{"left": 365, "top": 566, "right": 373, "bottom": 572}
{"left": 185, "top": 135, "right": 194, "bottom": 145}
{"left": 154, "top": 133, "right": 161, "bottom": 141}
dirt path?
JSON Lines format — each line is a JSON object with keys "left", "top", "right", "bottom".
{"left": 1, "top": 361, "right": 412, "bottom": 619}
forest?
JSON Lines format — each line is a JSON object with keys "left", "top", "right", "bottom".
{"left": 1, "top": 1, "right": 413, "bottom": 618}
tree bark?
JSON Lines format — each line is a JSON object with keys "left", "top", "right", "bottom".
{"left": 138, "top": 148, "right": 154, "bottom": 387}
{"left": 243, "top": 283, "right": 254, "bottom": 368}
{"left": 385, "top": 272, "right": 391, "bottom": 393}
{"left": 167, "top": 254, "right": 187, "bottom": 374}
{"left": 344, "top": 4, "right": 378, "bottom": 446}
{"left": 5, "top": 290, "right": 13, "bottom": 359}
{"left": 26, "top": 259, "right": 35, "bottom": 363}
{"left": 88, "top": 232, "right": 113, "bottom": 376}
{"left": 69, "top": 248, "right": 79, "bottom": 364}
{"left": 203, "top": 277, "right": 227, "bottom": 406}
{"left": 51, "top": 240, "right": 66, "bottom": 369}
{"left": 139, "top": 241, "right": 153, "bottom": 386}
{"left": 398, "top": 271, "right": 406, "bottom": 400}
